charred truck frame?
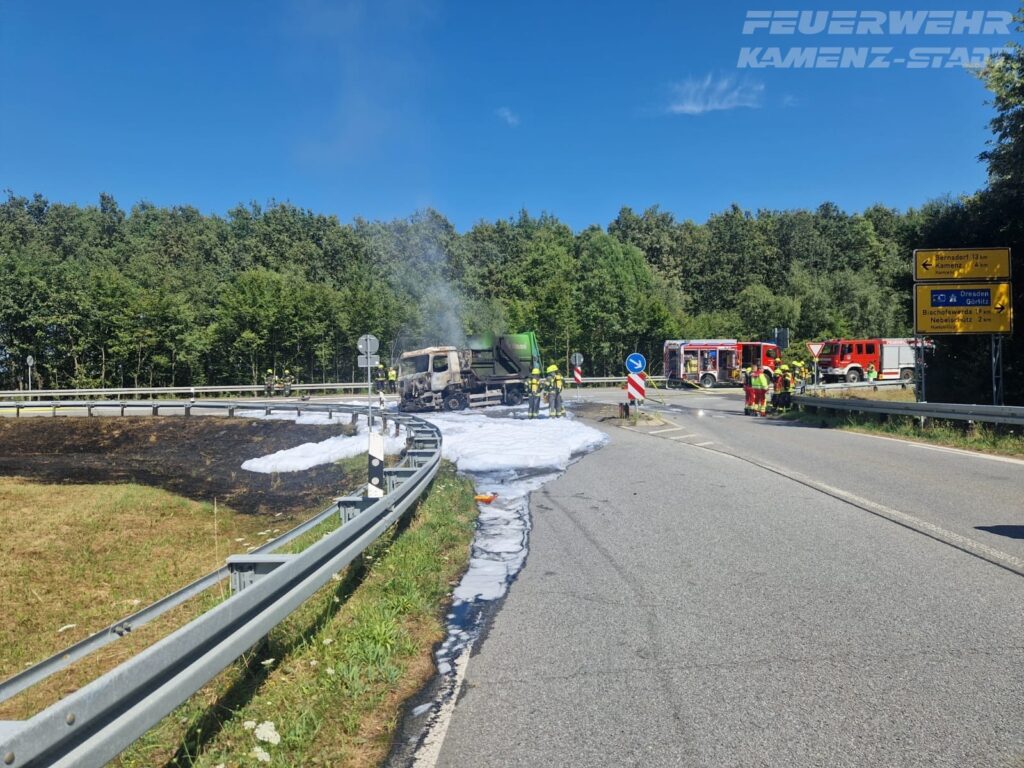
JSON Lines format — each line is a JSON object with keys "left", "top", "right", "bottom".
{"left": 397, "top": 331, "right": 542, "bottom": 412}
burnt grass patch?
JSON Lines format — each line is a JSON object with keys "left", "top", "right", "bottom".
{"left": 0, "top": 416, "right": 358, "bottom": 516}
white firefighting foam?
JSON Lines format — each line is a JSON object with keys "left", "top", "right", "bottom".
{"left": 239, "top": 413, "right": 407, "bottom": 473}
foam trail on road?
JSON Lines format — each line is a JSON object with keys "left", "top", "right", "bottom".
{"left": 234, "top": 405, "right": 608, "bottom": 763}
{"left": 408, "top": 409, "right": 606, "bottom": 765}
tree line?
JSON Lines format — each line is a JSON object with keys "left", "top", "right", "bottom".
{"left": 0, "top": 9, "right": 1020, "bottom": 403}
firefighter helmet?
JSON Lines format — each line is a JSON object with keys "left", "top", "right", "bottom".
{"left": 267, "top": 369, "right": 273, "bottom": 374}
{"left": 546, "top": 364, "right": 558, "bottom": 374}
{"left": 284, "top": 369, "right": 290, "bottom": 374}
{"left": 531, "top": 368, "right": 540, "bottom": 375}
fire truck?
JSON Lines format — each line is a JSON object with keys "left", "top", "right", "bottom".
{"left": 815, "top": 338, "right": 917, "bottom": 383}
{"left": 663, "top": 339, "right": 782, "bottom": 388}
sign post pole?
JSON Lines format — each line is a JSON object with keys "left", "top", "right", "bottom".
{"left": 26, "top": 355, "right": 34, "bottom": 394}
{"left": 624, "top": 353, "right": 647, "bottom": 416}
{"left": 357, "top": 334, "right": 380, "bottom": 431}
{"left": 570, "top": 352, "right": 584, "bottom": 403}
{"left": 992, "top": 335, "right": 1004, "bottom": 406}
{"left": 921, "top": 335, "right": 929, "bottom": 403}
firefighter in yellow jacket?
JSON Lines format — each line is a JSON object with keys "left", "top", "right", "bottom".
{"left": 527, "top": 368, "right": 543, "bottom": 419}
{"left": 546, "top": 364, "right": 565, "bottom": 417}
{"left": 750, "top": 365, "right": 769, "bottom": 416}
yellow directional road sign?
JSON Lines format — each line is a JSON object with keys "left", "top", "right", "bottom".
{"left": 914, "top": 282, "right": 1013, "bottom": 335}
{"left": 914, "top": 247, "right": 1011, "bottom": 282}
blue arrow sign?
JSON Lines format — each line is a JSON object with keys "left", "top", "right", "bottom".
{"left": 625, "top": 353, "right": 647, "bottom": 374}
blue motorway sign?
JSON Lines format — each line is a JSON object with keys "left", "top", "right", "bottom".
{"left": 625, "top": 353, "right": 647, "bottom": 373}
{"left": 930, "top": 288, "right": 991, "bottom": 307}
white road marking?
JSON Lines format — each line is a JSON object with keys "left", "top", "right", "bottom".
{"left": 413, "top": 646, "right": 473, "bottom": 767}
{"left": 694, "top": 441, "right": 714, "bottom": 447}
{"left": 650, "top": 426, "right": 684, "bottom": 434}
{"left": 838, "top": 429, "right": 1024, "bottom": 468}
{"left": 804, "top": 475, "right": 1024, "bottom": 572}
{"left": 669, "top": 434, "right": 698, "bottom": 440}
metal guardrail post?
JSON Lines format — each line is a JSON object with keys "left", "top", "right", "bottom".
{"left": 226, "top": 555, "right": 294, "bottom": 594}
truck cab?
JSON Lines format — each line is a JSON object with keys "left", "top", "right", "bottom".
{"left": 398, "top": 346, "right": 472, "bottom": 411}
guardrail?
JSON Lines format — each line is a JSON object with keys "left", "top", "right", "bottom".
{"left": 793, "top": 395, "right": 1024, "bottom": 426}
{"left": 0, "top": 399, "right": 372, "bottom": 419}
{"left": 0, "top": 400, "right": 442, "bottom": 768}
{"left": 0, "top": 382, "right": 370, "bottom": 400}
{"left": 577, "top": 376, "right": 668, "bottom": 386}
{"left": 801, "top": 379, "right": 909, "bottom": 394}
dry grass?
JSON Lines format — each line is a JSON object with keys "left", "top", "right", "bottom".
{"left": 814, "top": 384, "right": 917, "bottom": 402}
{"left": 0, "top": 479, "right": 308, "bottom": 717}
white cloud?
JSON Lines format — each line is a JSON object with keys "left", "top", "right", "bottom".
{"left": 495, "top": 107, "right": 520, "bottom": 127}
{"left": 666, "top": 74, "right": 764, "bottom": 116}
{"left": 782, "top": 94, "right": 801, "bottom": 108}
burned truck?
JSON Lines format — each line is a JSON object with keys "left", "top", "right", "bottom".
{"left": 397, "top": 331, "right": 542, "bottom": 412}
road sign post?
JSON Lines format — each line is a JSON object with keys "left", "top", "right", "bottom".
{"left": 626, "top": 373, "right": 646, "bottom": 403}
{"left": 571, "top": 352, "right": 583, "bottom": 401}
{"left": 624, "top": 353, "right": 647, "bottom": 414}
{"left": 912, "top": 246, "right": 1012, "bottom": 405}
{"left": 357, "top": 334, "right": 380, "bottom": 437}
{"left": 26, "top": 354, "right": 34, "bottom": 394}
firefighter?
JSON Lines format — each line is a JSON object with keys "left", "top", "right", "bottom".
{"left": 742, "top": 367, "right": 754, "bottom": 415}
{"left": 527, "top": 368, "right": 542, "bottom": 419}
{"left": 866, "top": 362, "right": 878, "bottom": 382}
{"left": 546, "top": 364, "right": 565, "bottom": 417}
{"left": 777, "top": 364, "right": 792, "bottom": 411}
{"left": 750, "top": 365, "right": 769, "bottom": 417}
{"left": 264, "top": 368, "right": 276, "bottom": 397}
{"left": 771, "top": 366, "right": 785, "bottom": 413}
{"left": 280, "top": 369, "right": 294, "bottom": 396}
{"left": 387, "top": 365, "right": 397, "bottom": 393}
{"left": 374, "top": 363, "right": 386, "bottom": 393}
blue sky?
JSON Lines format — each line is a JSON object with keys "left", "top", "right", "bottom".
{"left": 1, "top": 1, "right": 1019, "bottom": 231}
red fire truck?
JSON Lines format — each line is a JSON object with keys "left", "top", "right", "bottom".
{"left": 815, "top": 338, "right": 918, "bottom": 383}
{"left": 663, "top": 339, "right": 782, "bottom": 388}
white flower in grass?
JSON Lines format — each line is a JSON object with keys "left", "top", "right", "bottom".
{"left": 326, "top": 667, "right": 336, "bottom": 676}
{"left": 254, "top": 720, "right": 281, "bottom": 745}
{"left": 260, "top": 658, "right": 275, "bottom": 667}
{"left": 242, "top": 720, "right": 257, "bottom": 730}
{"left": 309, "top": 659, "right": 318, "bottom": 667}
{"left": 251, "top": 745, "right": 271, "bottom": 763}
{"left": 322, "top": 638, "right": 333, "bottom": 645}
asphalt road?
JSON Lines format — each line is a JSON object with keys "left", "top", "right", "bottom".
{"left": 433, "top": 388, "right": 1024, "bottom": 768}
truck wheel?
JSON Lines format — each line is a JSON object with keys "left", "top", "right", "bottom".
{"left": 846, "top": 369, "right": 862, "bottom": 383}
{"left": 700, "top": 374, "right": 716, "bottom": 389}
{"left": 504, "top": 389, "right": 524, "bottom": 407}
{"left": 900, "top": 368, "right": 913, "bottom": 381}
{"left": 443, "top": 393, "right": 468, "bottom": 411}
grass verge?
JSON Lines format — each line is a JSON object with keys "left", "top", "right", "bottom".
{"left": 791, "top": 409, "right": 1024, "bottom": 458}
{"left": 115, "top": 462, "right": 478, "bottom": 768}
{"left": 0, "top": 479, "right": 308, "bottom": 684}
{"left": 0, "top": 456, "right": 364, "bottom": 720}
